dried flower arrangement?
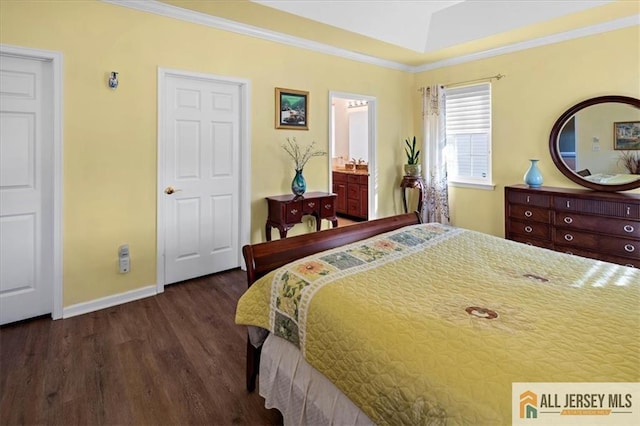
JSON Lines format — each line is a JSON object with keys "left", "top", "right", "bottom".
{"left": 618, "top": 151, "right": 640, "bottom": 174}
{"left": 282, "top": 137, "right": 326, "bottom": 171}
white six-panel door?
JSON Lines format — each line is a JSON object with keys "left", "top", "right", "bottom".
{"left": 0, "top": 54, "right": 53, "bottom": 325}
{"left": 161, "top": 73, "right": 240, "bottom": 284}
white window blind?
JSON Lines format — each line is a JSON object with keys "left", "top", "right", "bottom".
{"left": 445, "top": 83, "right": 492, "bottom": 185}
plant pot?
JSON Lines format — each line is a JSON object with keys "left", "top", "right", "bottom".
{"left": 404, "top": 164, "right": 421, "bottom": 177}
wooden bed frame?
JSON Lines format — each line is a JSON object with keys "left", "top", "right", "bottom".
{"left": 241, "top": 212, "right": 421, "bottom": 391}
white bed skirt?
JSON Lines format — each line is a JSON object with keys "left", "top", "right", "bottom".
{"left": 259, "top": 333, "right": 374, "bottom": 426}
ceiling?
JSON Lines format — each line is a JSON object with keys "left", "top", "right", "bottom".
{"left": 254, "top": 0, "right": 615, "bottom": 53}
{"left": 157, "top": 0, "right": 639, "bottom": 68}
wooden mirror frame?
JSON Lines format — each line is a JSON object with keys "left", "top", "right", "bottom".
{"left": 549, "top": 95, "right": 640, "bottom": 192}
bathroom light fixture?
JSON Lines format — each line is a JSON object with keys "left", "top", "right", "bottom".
{"left": 108, "top": 71, "right": 119, "bottom": 89}
{"left": 348, "top": 100, "right": 368, "bottom": 108}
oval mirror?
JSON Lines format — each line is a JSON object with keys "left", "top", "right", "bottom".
{"left": 549, "top": 95, "right": 640, "bottom": 192}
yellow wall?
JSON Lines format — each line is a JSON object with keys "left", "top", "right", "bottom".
{"left": 0, "top": 0, "right": 413, "bottom": 306}
{"left": 415, "top": 25, "right": 640, "bottom": 237}
{"left": 1, "top": 0, "right": 638, "bottom": 308}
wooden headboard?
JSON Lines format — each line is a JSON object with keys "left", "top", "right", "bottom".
{"left": 242, "top": 212, "right": 421, "bottom": 286}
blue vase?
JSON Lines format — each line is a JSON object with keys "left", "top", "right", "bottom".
{"left": 291, "top": 169, "right": 306, "bottom": 196}
{"left": 524, "top": 159, "right": 543, "bottom": 188}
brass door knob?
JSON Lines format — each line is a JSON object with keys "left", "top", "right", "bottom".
{"left": 164, "top": 186, "right": 181, "bottom": 195}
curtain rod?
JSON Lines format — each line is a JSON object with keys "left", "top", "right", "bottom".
{"left": 418, "top": 73, "right": 505, "bottom": 92}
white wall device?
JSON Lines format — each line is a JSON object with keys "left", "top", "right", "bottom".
{"left": 118, "top": 244, "right": 130, "bottom": 273}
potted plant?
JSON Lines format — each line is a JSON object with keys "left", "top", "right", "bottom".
{"left": 404, "top": 136, "right": 421, "bottom": 176}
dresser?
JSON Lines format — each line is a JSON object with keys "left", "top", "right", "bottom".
{"left": 505, "top": 185, "right": 640, "bottom": 268}
{"left": 265, "top": 192, "right": 338, "bottom": 241}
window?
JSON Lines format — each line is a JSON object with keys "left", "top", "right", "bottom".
{"left": 445, "top": 83, "right": 492, "bottom": 186}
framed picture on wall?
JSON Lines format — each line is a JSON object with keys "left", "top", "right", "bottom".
{"left": 275, "top": 88, "right": 308, "bottom": 130}
{"left": 613, "top": 121, "right": 640, "bottom": 150}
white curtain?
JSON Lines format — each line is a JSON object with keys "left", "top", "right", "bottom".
{"left": 421, "top": 85, "right": 450, "bottom": 224}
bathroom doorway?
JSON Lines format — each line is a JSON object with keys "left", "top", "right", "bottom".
{"left": 328, "top": 91, "right": 377, "bottom": 224}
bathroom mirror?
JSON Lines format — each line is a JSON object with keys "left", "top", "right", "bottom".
{"left": 549, "top": 95, "right": 640, "bottom": 192}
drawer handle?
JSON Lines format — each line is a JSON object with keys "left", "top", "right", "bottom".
{"left": 624, "top": 244, "right": 635, "bottom": 253}
{"left": 526, "top": 196, "right": 530, "bottom": 203}
{"left": 290, "top": 209, "right": 298, "bottom": 215}
{"left": 524, "top": 210, "right": 533, "bottom": 218}
{"left": 566, "top": 200, "right": 571, "bottom": 208}
{"left": 564, "top": 234, "right": 574, "bottom": 242}
{"left": 627, "top": 206, "right": 631, "bottom": 216}
{"left": 325, "top": 204, "right": 332, "bottom": 209}
{"left": 564, "top": 217, "right": 573, "bottom": 224}
{"left": 524, "top": 226, "right": 533, "bottom": 233}
{"left": 624, "top": 225, "right": 635, "bottom": 233}
{"left": 307, "top": 202, "right": 315, "bottom": 208}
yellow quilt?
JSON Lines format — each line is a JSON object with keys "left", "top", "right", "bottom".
{"left": 235, "top": 224, "right": 640, "bottom": 425}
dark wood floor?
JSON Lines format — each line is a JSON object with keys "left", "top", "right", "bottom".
{"left": 0, "top": 269, "right": 282, "bottom": 425}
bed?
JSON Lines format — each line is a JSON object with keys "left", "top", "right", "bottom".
{"left": 235, "top": 213, "right": 640, "bottom": 425}
{"left": 584, "top": 173, "right": 640, "bottom": 185}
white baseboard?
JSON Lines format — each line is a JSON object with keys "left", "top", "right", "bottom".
{"left": 62, "top": 285, "right": 157, "bottom": 319}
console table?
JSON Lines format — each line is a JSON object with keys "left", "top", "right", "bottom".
{"left": 265, "top": 192, "right": 338, "bottom": 241}
{"left": 400, "top": 176, "right": 425, "bottom": 214}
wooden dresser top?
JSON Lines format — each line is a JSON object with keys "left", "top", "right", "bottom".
{"left": 506, "top": 184, "right": 640, "bottom": 202}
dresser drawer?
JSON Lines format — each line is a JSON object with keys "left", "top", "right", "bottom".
{"left": 347, "top": 174, "right": 362, "bottom": 184}
{"left": 333, "top": 172, "right": 347, "bottom": 183}
{"left": 599, "top": 238, "right": 640, "bottom": 260}
{"left": 555, "top": 211, "right": 640, "bottom": 238}
{"left": 555, "top": 245, "right": 640, "bottom": 268}
{"left": 284, "top": 201, "right": 303, "bottom": 222}
{"left": 555, "top": 244, "right": 598, "bottom": 258}
{"left": 507, "top": 190, "right": 551, "bottom": 208}
{"left": 555, "top": 229, "right": 639, "bottom": 260}
{"left": 554, "top": 196, "right": 640, "bottom": 219}
{"left": 508, "top": 235, "right": 554, "bottom": 250}
{"left": 509, "top": 204, "right": 551, "bottom": 223}
{"left": 302, "top": 199, "right": 319, "bottom": 214}
{"left": 508, "top": 219, "right": 551, "bottom": 240}
{"left": 319, "top": 196, "right": 335, "bottom": 218}
{"left": 599, "top": 255, "right": 640, "bottom": 268}
{"left": 554, "top": 229, "right": 599, "bottom": 250}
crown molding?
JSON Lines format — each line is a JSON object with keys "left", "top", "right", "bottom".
{"left": 101, "top": 0, "right": 413, "bottom": 72}
{"left": 411, "top": 14, "right": 640, "bottom": 73}
{"left": 102, "top": 1, "right": 637, "bottom": 74}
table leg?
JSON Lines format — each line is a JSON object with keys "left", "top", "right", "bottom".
{"left": 265, "top": 223, "right": 272, "bottom": 241}
{"left": 278, "top": 227, "right": 288, "bottom": 239}
{"left": 402, "top": 189, "right": 408, "bottom": 213}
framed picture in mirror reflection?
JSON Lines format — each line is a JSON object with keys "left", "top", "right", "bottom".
{"left": 613, "top": 121, "right": 640, "bottom": 150}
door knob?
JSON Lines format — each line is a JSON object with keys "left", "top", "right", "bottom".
{"left": 164, "top": 186, "right": 181, "bottom": 195}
